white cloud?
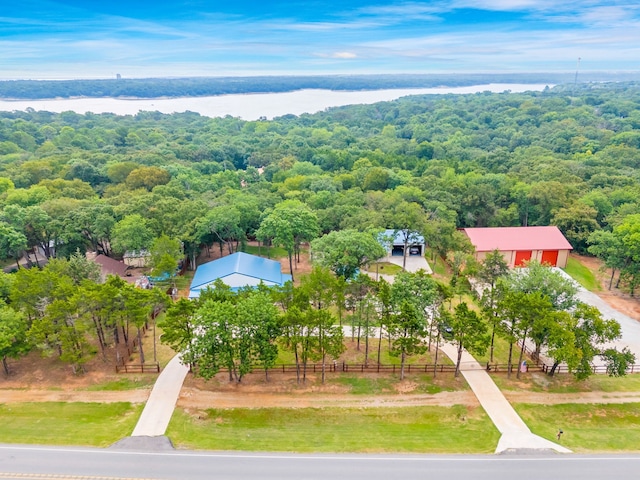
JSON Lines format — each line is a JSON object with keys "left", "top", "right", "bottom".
{"left": 332, "top": 52, "right": 358, "bottom": 59}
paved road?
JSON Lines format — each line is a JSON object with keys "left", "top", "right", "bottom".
{"left": 1, "top": 445, "right": 640, "bottom": 480}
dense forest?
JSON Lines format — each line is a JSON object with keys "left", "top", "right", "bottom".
{"left": 1, "top": 72, "right": 637, "bottom": 99}
{"left": 1, "top": 81, "right": 640, "bottom": 378}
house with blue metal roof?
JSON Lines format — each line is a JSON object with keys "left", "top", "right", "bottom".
{"left": 188, "top": 252, "right": 292, "bottom": 298}
{"left": 379, "top": 229, "right": 425, "bottom": 257}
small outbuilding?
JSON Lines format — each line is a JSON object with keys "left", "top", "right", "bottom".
{"left": 87, "top": 252, "right": 135, "bottom": 283}
{"left": 188, "top": 252, "right": 292, "bottom": 299}
{"left": 123, "top": 250, "right": 150, "bottom": 268}
{"left": 462, "top": 226, "right": 573, "bottom": 268}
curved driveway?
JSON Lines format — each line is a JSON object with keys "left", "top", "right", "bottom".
{"left": 554, "top": 268, "right": 640, "bottom": 359}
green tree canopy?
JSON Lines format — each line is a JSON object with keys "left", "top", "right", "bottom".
{"left": 310, "top": 229, "right": 386, "bottom": 279}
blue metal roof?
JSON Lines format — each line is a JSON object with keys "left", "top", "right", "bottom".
{"left": 380, "top": 229, "right": 425, "bottom": 247}
{"left": 189, "top": 252, "right": 292, "bottom": 298}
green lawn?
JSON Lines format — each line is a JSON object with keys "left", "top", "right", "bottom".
{"left": 563, "top": 256, "right": 600, "bottom": 291}
{"left": 167, "top": 405, "right": 499, "bottom": 453}
{"left": 365, "top": 262, "right": 404, "bottom": 275}
{"left": 424, "top": 249, "right": 450, "bottom": 278}
{"left": 333, "top": 373, "right": 459, "bottom": 394}
{"left": 494, "top": 370, "right": 640, "bottom": 393}
{"left": 472, "top": 331, "right": 517, "bottom": 367}
{"left": 83, "top": 376, "right": 157, "bottom": 391}
{"left": 242, "top": 245, "right": 289, "bottom": 259}
{"left": 0, "top": 402, "right": 142, "bottom": 446}
{"left": 515, "top": 403, "right": 640, "bottom": 452}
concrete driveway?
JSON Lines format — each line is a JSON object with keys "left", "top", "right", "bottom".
{"left": 554, "top": 268, "right": 640, "bottom": 361}
{"left": 382, "top": 254, "right": 432, "bottom": 274}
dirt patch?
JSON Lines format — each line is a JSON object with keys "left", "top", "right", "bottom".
{"left": 2, "top": 351, "right": 124, "bottom": 389}
{"left": 1, "top": 347, "right": 157, "bottom": 404}
{"left": 178, "top": 387, "right": 478, "bottom": 409}
{"left": 0, "top": 389, "right": 150, "bottom": 404}
{"left": 504, "top": 391, "right": 640, "bottom": 405}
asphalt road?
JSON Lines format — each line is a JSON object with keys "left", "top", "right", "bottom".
{"left": 2, "top": 445, "right": 640, "bottom": 480}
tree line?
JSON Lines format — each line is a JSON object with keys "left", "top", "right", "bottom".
{"left": 0, "top": 73, "right": 580, "bottom": 99}
{"left": 0, "top": 244, "right": 633, "bottom": 381}
{"left": 1, "top": 83, "right": 640, "bottom": 295}
{"left": 158, "top": 258, "right": 634, "bottom": 384}
{"left": 1, "top": 82, "right": 640, "bottom": 380}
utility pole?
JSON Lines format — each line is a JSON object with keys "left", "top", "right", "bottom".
{"left": 573, "top": 57, "right": 581, "bottom": 95}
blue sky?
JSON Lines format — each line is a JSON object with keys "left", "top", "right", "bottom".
{"left": 2, "top": 0, "right": 639, "bottom": 79}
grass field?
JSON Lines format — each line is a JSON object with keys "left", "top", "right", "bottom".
{"left": 563, "top": 256, "right": 600, "bottom": 291}
{"left": 333, "top": 373, "right": 460, "bottom": 394}
{"left": 243, "top": 245, "right": 288, "bottom": 259}
{"left": 494, "top": 371, "right": 640, "bottom": 393}
{"left": 83, "top": 377, "right": 157, "bottom": 391}
{"left": 470, "top": 331, "right": 516, "bottom": 367}
{"left": 167, "top": 405, "right": 499, "bottom": 453}
{"left": 365, "top": 262, "right": 403, "bottom": 275}
{"left": 431, "top": 255, "right": 450, "bottom": 277}
{"left": 0, "top": 402, "right": 142, "bottom": 447}
{"left": 515, "top": 402, "right": 640, "bottom": 452}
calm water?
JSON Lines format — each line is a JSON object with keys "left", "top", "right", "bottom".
{"left": 0, "top": 84, "right": 549, "bottom": 120}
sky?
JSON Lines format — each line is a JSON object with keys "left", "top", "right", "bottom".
{"left": 1, "top": 0, "right": 639, "bottom": 79}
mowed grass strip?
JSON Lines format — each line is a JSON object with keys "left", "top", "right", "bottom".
{"left": 242, "top": 245, "right": 289, "bottom": 259}
{"left": 495, "top": 371, "right": 640, "bottom": 393}
{"left": 514, "top": 403, "right": 640, "bottom": 452}
{"left": 168, "top": 405, "right": 499, "bottom": 453}
{"left": 84, "top": 376, "right": 157, "bottom": 391}
{"left": 563, "top": 257, "right": 600, "bottom": 291}
{"left": 0, "top": 402, "right": 142, "bottom": 447}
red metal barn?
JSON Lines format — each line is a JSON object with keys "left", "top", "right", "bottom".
{"left": 462, "top": 226, "right": 573, "bottom": 268}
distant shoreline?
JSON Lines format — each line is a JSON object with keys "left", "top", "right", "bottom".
{"left": 0, "top": 84, "right": 551, "bottom": 120}
{"left": 0, "top": 84, "right": 551, "bottom": 102}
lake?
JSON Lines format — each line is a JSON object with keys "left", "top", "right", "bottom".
{"left": 0, "top": 84, "right": 549, "bottom": 120}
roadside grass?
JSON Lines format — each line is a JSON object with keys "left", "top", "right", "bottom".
{"left": 333, "top": 373, "right": 462, "bottom": 394}
{"left": 243, "top": 245, "right": 288, "bottom": 259}
{"left": 167, "top": 405, "right": 499, "bottom": 453}
{"left": 364, "top": 262, "right": 404, "bottom": 275}
{"left": 563, "top": 256, "right": 600, "bottom": 291}
{"left": 333, "top": 375, "right": 396, "bottom": 394}
{"left": 83, "top": 377, "right": 157, "bottom": 391}
{"left": 493, "top": 371, "right": 640, "bottom": 393}
{"left": 0, "top": 402, "right": 141, "bottom": 447}
{"left": 514, "top": 402, "right": 640, "bottom": 452}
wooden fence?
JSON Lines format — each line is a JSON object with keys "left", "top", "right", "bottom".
{"left": 116, "top": 363, "right": 160, "bottom": 373}
{"left": 198, "top": 362, "right": 461, "bottom": 376}
{"left": 540, "top": 363, "right": 640, "bottom": 375}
